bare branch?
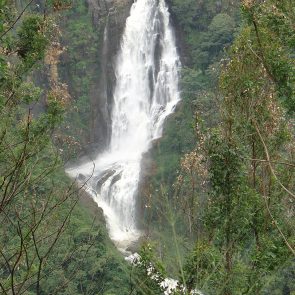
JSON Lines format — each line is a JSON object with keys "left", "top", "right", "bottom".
{"left": 0, "top": 0, "right": 35, "bottom": 40}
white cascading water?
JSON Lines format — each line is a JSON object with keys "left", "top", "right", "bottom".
{"left": 67, "top": 0, "right": 180, "bottom": 251}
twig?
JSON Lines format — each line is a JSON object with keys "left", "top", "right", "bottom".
{"left": 0, "top": 0, "right": 35, "bottom": 40}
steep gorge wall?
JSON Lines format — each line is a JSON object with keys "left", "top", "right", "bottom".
{"left": 86, "top": 0, "right": 133, "bottom": 155}
{"left": 57, "top": 0, "right": 188, "bottom": 161}
{"left": 58, "top": 0, "right": 133, "bottom": 158}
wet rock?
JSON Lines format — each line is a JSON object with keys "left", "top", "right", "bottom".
{"left": 78, "top": 188, "right": 106, "bottom": 225}
{"left": 96, "top": 169, "right": 116, "bottom": 193}
{"left": 126, "top": 236, "right": 147, "bottom": 253}
{"left": 86, "top": 0, "right": 134, "bottom": 154}
{"left": 110, "top": 172, "right": 122, "bottom": 186}
{"left": 78, "top": 173, "right": 86, "bottom": 182}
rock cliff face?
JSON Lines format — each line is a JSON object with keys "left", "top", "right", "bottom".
{"left": 57, "top": 0, "right": 133, "bottom": 157}
{"left": 85, "top": 0, "right": 133, "bottom": 155}
{"left": 59, "top": 0, "right": 182, "bottom": 158}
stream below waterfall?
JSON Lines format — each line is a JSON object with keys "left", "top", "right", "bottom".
{"left": 66, "top": 0, "right": 181, "bottom": 251}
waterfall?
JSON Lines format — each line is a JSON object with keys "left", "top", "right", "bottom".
{"left": 67, "top": 0, "right": 180, "bottom": 251}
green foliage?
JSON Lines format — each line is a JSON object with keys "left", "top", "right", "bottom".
{"left": 40, "top": 205, "right": 131, "bottom": 295}
{"left": 0, "top": 2, "right": 131, "bottom": 294}
{"left": 144, "top": 1, "right": 294, "bottom": 295}
{"left": 130, "top": 244, "right": 167, "bottom": 295}
{"left": 184, "top": 241, "right": 224, "bottom": 293}
{"left": 142, "top": 2, "right": 237, "bottom": 285}
{"left": 0, "top": 5, "right": 71, "bottom": 290}
{"left": 240, "top": 0, "right": 295, "bottom": 113}
{"left": 192, "top": 13, "right": 235, "bottom": 71}
{"left": 149, "top": 0, "right": 238, "bottom": 196}
{"left": 169, "top": 0, "right": 217, "bottom": 32}
{"left": 17, "top": 15, "right": 49, "bottom": 67}
{"left": 1, "top": 0, "right": 293, "bottom": 294}
{"left": 178, "top": 1, "right": 295, "bottom": 294}
{"left": 57, "top": 0, "right": 103, "bottom": 157}
{"left": 169, "top": 0, "right": 239, "bottom": 71}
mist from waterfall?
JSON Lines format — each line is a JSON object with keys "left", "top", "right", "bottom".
{"left": 67, "top": 0, "right": 180, "bottom": 251}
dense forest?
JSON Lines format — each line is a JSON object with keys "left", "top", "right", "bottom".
{"left": 0, "top": 0, "right": 294, "bottom": 294}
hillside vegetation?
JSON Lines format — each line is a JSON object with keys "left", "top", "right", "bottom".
{"left": 0, "top": 0, "right": 294, "bottom": 294}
